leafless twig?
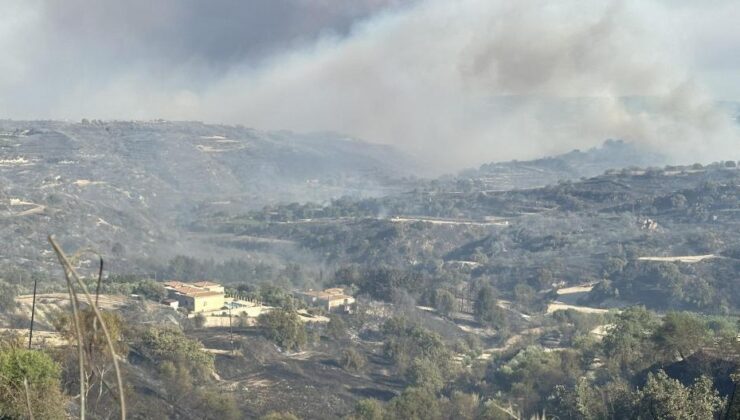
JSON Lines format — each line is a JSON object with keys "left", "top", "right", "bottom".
{"left": 49, "top": 236, "right": 126, "bottom": 420}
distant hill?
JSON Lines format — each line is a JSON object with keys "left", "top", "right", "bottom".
{"left": 0, "top": 120, "right": 418, "bottom": 270}
{"left": 459, "top": 139, "right": 666, "bottom": 191}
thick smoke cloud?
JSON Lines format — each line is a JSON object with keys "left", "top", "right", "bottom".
{"left": 0, "top": 0, "right": 738, "bottom": 170}
{"left": 42, "top": 0, "right": 409, "bottom": 68}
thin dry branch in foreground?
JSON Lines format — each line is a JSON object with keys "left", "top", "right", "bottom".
{"left": 48, "top": 235, "right": 126, "bottom": 420}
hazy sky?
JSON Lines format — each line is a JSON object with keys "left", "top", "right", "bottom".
{"left": 1, "top": 0, "right": 738, "bottom": 168}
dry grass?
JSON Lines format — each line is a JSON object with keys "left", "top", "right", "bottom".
{"left": 555, "top": 285, "right": 594, "bottom": 295}
{"left": 0, "top": 328, "right": 66, "bottom": 347}
{"left": 546, "top": 302, "right": 609, "bottom": 314}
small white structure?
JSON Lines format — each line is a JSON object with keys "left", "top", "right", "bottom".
{"left": 162, "top": 299, "right": 179, "bottom": 310}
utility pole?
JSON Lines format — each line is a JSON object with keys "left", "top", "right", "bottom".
{"left": 228, "top": 305, "right": 234, "bottom": 355}
{"left": 95, "top": 256, "right": 104, "bottom": 308}
{"left": 28, "top": 278, "right": 37, "bottom": 349}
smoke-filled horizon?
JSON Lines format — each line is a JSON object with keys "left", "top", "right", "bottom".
{"left": 1, "top": 0, "right": 738, "bottom": 170}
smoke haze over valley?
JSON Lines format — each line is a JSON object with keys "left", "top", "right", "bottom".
{"left": 1, "top": 0, "right": 738, "bottom": 169}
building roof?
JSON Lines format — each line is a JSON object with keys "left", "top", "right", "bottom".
{"left": 174, "top": 286, "right": 203, "bottom": 294}
{"left": 185, "top": 291, "right": 223, "bottom": 298}
{"left": 170, "top": 286, "right": 222, "bottom": 298}
{"left": 164, "top": 280, "right": 224, "bottom": 298}
{"left": 300, "top": 289, "right": 354, "bottom": 302}
{"left": 323, "top": 288, "right": 346, "bottom": 295}
{"left": 192, "top": 281, "right": 221, "bottom": 287}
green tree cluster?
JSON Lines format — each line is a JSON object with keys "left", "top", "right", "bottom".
{"left": 132, "top": 279, "right": 167, "bottom": 301}
{"left": 137, "top": 326, "right": 214, "bottom": 379}
{"left": 258, "top": 308, "right": 307, "bottom": 351}
{"left": 381, "top": 317, "right": 450, "bottom": 374}
{"left": 474, "top": 286, "right": 507, "bottom": 330}
{"left": 0, "top": 346, "right": 67, "bottom": 419}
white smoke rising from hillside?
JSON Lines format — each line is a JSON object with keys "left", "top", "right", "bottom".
{"left": 0, "top": 0, "right": 738, "bottom": 170}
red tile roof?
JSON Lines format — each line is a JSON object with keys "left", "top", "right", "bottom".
{"left": 192, "top": 281, "right": 220, "bottom": 287}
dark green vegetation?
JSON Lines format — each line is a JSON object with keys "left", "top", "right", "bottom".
{"left": 258, "top": 308, "right": 308, "bottom": 351}
{"left": 342, "top": 309, "right": 738, "bottom": 420}
{"left": 0, "top": 337, "right": 67, "bottom": 419}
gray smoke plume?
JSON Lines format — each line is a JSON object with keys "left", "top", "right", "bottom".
{"left": 0, "top": 0, "right": 737, "bottom": 170}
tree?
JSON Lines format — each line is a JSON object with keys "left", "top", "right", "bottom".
{"left": 352, "top": 267, "right": 423, "bottom": 301}
{"left": 0, "top": 280, "right": 17, "bottom": 312}
{"left": 196, "top": 389, "right": 240, "bottom": 420}
{"left": 602, "top": 306, "right": 658, "bottom": 374}
{"left": 193, "top": 313, "right": 207, "bottom": 329}
{"left": 636, "top": 370, "right": 724, "bottom": 419}
{"left": 492, "top": 346, "right": 570, "bottom": 415}
{"left": 586, "top": 280, "right": 619, "bottom": 303}
{"left": 474, "top": 286, "right": 507, "bottom": 329}
{"left": 137, "top": 327, "right": 214, "bottom": 379}
{"left": 727, "top": 370, "right": 740, "bottom": 420}
{"left": 135, "top": 327, "right": 236, "bottom": 419}
{"left": 350, "top": 399, "right": 384, "bottom": 420}
{"left": 339, "top": 348, "right": 367, "bottom": 372}
{"left": 386, "top": 387, "right": 441, "bottom": 420}
{"left": 551, "top": 378, "right": 636, "bottom": 420}
{"left": 669, "top": 193, "right": 688, "bottom": 209}
{"left": 258, "top": 308, "right": 307, "bottom": 351}
{"left": 259, "top": 285, "right": 294, "bottom": 308}
{"left": 533, "top": 268, "right": 555, "bottom": 289}
{"left": 433, "top": 289, "right": 456, "bottom": 317}
{"left": 52, "top": 308, "right": 127, "bottom": 411}
{"left": 444, "top": 392, "right": 480, "bottom": 420}
{"left": 326, "top": 314, "right": 348, "bottom": 341}
{"left": 406, "top": 357, "right": 444, "bottom": 392}
{"left": 603, "top": 257, "right": 627, "bottom": 278}
{"left": 0, "top": 347, "right": 67, "bottom": 419}
{"left": 167, "top": 255, "right": 202, "bottom": 280}
{"left": 653, "top": 311, "right": 709, "bottom": 360}
{"left": 132, "top": 279, "right": 167, "bottom": 301}
{"left": 513, "top": 284, "right": 536, "bottom": 308}
{"left": 159, "top": 360, "right": 193, "bottom": 403}
{"left": 479, "top": 401, "right": 518, "bottom": 420}
{"left": 382, "top": 317, "right": 450, "bottom": 373}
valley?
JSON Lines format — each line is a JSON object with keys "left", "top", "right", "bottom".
{"left": 0, "top": 122, "right": 738, "bottom": 419}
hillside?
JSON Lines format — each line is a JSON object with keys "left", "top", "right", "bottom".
{"left": 193, "top": 163, "right": 740, "bottom": 313}
{"left": 0, "top": 131, "right": 737, "bottom": 419}
{"left": 459, "top": 139, "right": 666, "bottom": 191}
{"left": 0, "top": 120, "right": 669, "bottom": 276}
{"left": 0, "top": 120, "right": 418, "bottom": 272}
